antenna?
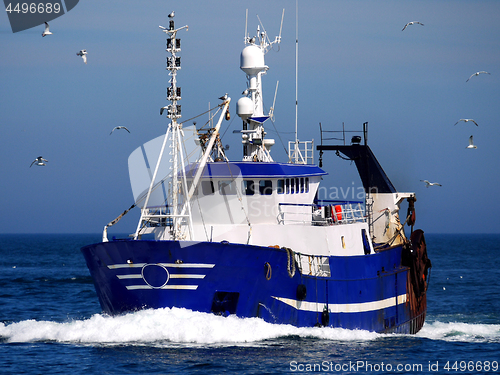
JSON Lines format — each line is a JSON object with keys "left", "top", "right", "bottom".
{"left": 295, "top": 0, "right": 299, "bottom": 147}
{"left": 270, "top": 80, "right": 279, "bottom": 120}
{"left": 253, "top": 10, "right": 284, "bottom": 52}
{"left": 277, "top": 9, "right": 284, "bottom": 45}
{"left": 244, "top": 9, "right": 248, "bottom": 43}
{"left": 256, "top": 14, "right": 271, "bottom": 46}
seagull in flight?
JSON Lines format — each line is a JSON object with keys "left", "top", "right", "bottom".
{"left": 466, "top": 71, "right": 491, "bottom": 82}
{"left": 30, "top": 156, "right": 48, "bottom": 167}
{"left": 76, "top": 50, "right": 88, "bottom": 64}
{"left": 454, "top": 118, "right": 478, "bottom": 126}
{"left": 420, "top": 180, "right": 442, "bottom": 188}
{"left": 402, "top": 21, "right": 424, "bottom": 31}
{"left": 168, "top": 11, "right": 175, "bottom": 18}
{"left": 110, "top": 126, "right": 130, "bottom": 135}
{"left": 42, "top": 22, "right": 52, "bottom": 37}
{"left": 466, "top": 135, "right": 477, "bottom": 149}
{"left": 160, "top": 106, "right": 168, "bottom": 115}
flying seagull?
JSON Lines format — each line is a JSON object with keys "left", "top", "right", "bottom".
{"left": 30, "top": 156, "right": 48, "bottom": 167}
{"left": 466, "top": 135, "right": 477, "bottom": 149}
{"left": 168, "top": 11, "right": 175, "bottom": 18}
{"left": 42, "top": 22, "right": 52, "bottom": 37}
{"left": 466, "top": 71, "right": 491, "bottom": 82}
{"left": 76, "top": 50, "right": 88, "bottom": 64}
{"left": 402, "top": 21, "right": 424, "bottom": 31}
{"left": 420, "top": 180, "right": 442, "bottom": 188}
{"left": 110, "top": 126, "right": 130, "bottom": 135}
{"left": 160, "top": 106, "right": 168, "bottom": 115}
{"left": 454, "top": 118, "right": 478, "bottom": 126}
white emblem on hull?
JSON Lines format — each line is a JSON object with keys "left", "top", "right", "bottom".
{"left": 108, "top": 262, "right": 215, "bottom": 291}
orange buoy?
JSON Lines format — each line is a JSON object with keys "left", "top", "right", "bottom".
{"left": 334, "top": 205, "right": 342, "bottom": 221}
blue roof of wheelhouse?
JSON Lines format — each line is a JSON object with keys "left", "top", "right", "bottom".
{"left": 184, "top": 162, "right": 327, "bottom": 179}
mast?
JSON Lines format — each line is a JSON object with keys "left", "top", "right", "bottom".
{"left": 236, "top": 10, "right": 283, "bottom": 162}
{"left": 133, "top": 12, "right": 189, "bottom": 240}
{"left": 163, "top": 15, "right": 186, "bottom": 237}
{"left": 102, "top": 12, "right": 230, "bottom": 242}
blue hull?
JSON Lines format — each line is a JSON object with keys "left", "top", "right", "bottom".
{"left": 81, "top": 238, "right": 427, "bottom": 333}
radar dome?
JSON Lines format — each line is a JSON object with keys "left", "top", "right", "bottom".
{"left": 240, "top": 45, "right": 267, "bottom": 75}
{"left": 236, "top": 97, "right": 254, "bottom": 120}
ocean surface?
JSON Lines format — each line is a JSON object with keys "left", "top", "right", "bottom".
{"left": 0, "top": 233, "right": 499, "bottom": 374}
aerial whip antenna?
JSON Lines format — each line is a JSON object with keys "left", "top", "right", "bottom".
{"left": 244, "top": 9, "right": 248, "bottom": 43}
{"left": 294, "top": 0, "right": 299, "bottom": 153}
{"left": 270, "top": 81, "right": 279, "bottom": 120}
{"left": 278, "top": 9, "right": 284, "bottom": 47}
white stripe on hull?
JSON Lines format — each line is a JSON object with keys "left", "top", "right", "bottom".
{"left": 126, "top": 285, "right": 199, "bottom": 290}
{"left": 273, "top": 294, "right": 407, "bottom": 313}
{"left": 117, "top": 274, "right": 206, "bottom": 280}
{"left": 108, "top": 263, "right": 215, "bottom": 269}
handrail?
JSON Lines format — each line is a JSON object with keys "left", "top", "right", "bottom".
{"left": 314, "top": 199, "right": 364, "bottom": 205}
{"left": 278, "top": 202, "right": 366, "bottom": 226}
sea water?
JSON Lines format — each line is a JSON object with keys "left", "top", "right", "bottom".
{"left": 0, "top": 233, "right": 499, "bottom": 374}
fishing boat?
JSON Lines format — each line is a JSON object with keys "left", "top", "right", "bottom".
{"left": 81, "top": 11, "right": 431, "bottom": 333}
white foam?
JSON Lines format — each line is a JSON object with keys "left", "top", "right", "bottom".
{"left": 417, "top": 321, "right": 500, "bottom": 343}
{"left": 0, "top": 307, "right": 378, "bottom": 345}
{"left": 3, "top": 309, "right": 498, "bottom": 346}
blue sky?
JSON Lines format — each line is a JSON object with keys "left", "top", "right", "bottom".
{"left": 1, "top": 0, "right": 499, "bottom": 234}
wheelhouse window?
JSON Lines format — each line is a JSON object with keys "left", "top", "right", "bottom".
{"left": 185, "top": 180, "right": 198, "bottom": 196}
{"left": 259, "top": 180, "right": 273, "bottom": 195}
{"left": 281, "top": 177, "right": 310, "bottom": 194}
{"left": 201, "top": 180, "right": 214, "bottom": 195}
{"left": 277, "top": 179, "right": 284, "bottom": 194}
{"left": 218, "top": 180, "right": 236, "bottom": 195}
{"left": 242, "top": 180, "right": 255, "bottom": 195}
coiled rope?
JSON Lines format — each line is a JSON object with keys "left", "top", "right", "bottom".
{"left": 283, "top": 247, "right": 296, "bottom": 278}
{"left": 264, "top": 262, "right": 272, "bottom": 280}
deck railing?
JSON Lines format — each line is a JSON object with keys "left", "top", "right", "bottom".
{"left": 141, "top": 205, "right": 191, "bottom": 227}
{"left": 277, "top": 201, "right": 366, "bottom": 226}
